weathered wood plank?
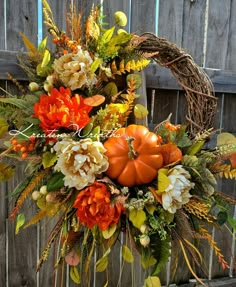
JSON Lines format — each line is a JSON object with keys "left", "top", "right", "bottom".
{"left": 182, "top": 0, "right": 206, "bottom": 65}
{"left": 7, "top": 163, "right": 38, "bottom": 287}
{"left": 5, "top": 0, "right": 38, "bottom": 51}
{"left": 222, "top": 93, "right": 236, "bottom": 133}
{"left": 0, "top": 0, "right": 5, "bottom": 50}
{"left": 158, "top": 0, "right": 184, "bottom": 46}
{"left": 130, "top": 0, "right": 156, "bottom": 34}
{"left": 145, "top": 63, "right": 236, "bottom": 93}
{"left": 225, "top": 0, "right": 236, "bottom": 71}
{"left": 205, "top": 0, "right": 231, "bottom": 69}
{"left": 0, "top": 180, "right": 7, "bottom": 287}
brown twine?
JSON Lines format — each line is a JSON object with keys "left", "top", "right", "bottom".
{"left": 138, "top": 32, "right": 217, "bottom": 138}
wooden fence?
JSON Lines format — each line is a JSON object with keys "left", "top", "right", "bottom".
{"left": 1, "top": 0, "right": 236, "bottom": 286}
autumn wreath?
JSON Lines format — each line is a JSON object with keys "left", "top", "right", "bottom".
{"left": 0, "top": 1, "right": 235, "bottom": 287}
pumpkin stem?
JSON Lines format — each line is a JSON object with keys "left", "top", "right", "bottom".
{"left": 127, "top": 137, "right": 138, "bottom": 159}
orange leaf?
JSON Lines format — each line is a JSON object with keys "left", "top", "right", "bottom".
{"left": 229, "top": 153, "right": 236, "bottom": 168}
{"left": 65, "top": 249, "right": 80, "bottom": 266}
{"left": 83, "top": 95, "right": 105, "bottom": 106}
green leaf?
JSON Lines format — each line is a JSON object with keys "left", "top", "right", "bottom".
{"left": 15, "top": 213, "right": 25, "bottom": 234}
{"left": 0, "top": 98, "right": 28, "bottom": 110}
{"left": 150, "top": 234, "right": 171, "bottom": 276}
{"left": 101, "top": 26, "right": 115, "bottom": 44}
{"left": 89, "top": 126, "right": 100, "bottom": 141}
{"left": 144, "top": 276, "right": 161, "bottom": 287}
{"left": 10, "top": 176, "right": 33, "bottom": 197}
{"left": 36, "top": 63, "right": 52, "bottom": 77}
{"left": 96, "top": 248, "right": 111, "bottom": 272}
{"left": 42, "top": 151, "right": 57, "bottom": 169}
{"left": 187, "top": 140, "right": 205, "bottom": 155}
{"left": 129, "top": 209, "right": 146, "bottom": 229}
{"left": 134, "top": 104, "right": 149, "bottom": 119}
{"left": 70, "top": 266, "right": 80, "bottom": 284}
{"left": 0, "top": 118, "right": 8, "bottom": 138}
{"left": 109, "top": 33, "right": 132, "bottom": 47}
{"left": 122, "top": 245, "right": 134, "bottom": 263}
{"left": 141, "top": 248, "right": 156, "bottom": 269}
{"left": 217, "top": 211, "right": 228, "bottom": 225}
{"left": 24, "top": 117, "right": 40, "bottom": 125}
{"left": 47, "top": 172, "right": 64, "bottom": 192}
{"left": 0, "top": 163, "right": 15, "bottom": 181}
{"left": 90, "top": 58, "right": 103, "bottom": 73}
{"left": 102, "top": 224, "right": 117, "bottom": 239}
{"left": 38, "top": 37, "right": 47, "bottom": 53}
{"left": 103, "top": 82, "right": 118, "bottom": 97}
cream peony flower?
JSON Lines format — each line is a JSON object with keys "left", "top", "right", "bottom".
{"left": 52, "top": 46, "right": 97, "bottom": 91}
{"left": 161, "top": 165, "right": 194, "bottom": 214}
{"left": 54, "top": 138, "right": 109, "bottom": 190}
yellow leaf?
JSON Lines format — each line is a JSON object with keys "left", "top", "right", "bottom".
{"left": 41, "top": 49, "right": 51, "bottom": 68}
{"left": 122, "top": 245, "right": 134, "bottom": 263}
{"left": 109, "top": 103, "right": 129, "bottom": 113}
{"left": 144, "top": 276, "right": 161, "bottom": 287}
{"left": 134, "top": 104, "right": 149, "bottom": 119}
{"left": 70, "top": 266, "right": 80, "bottom": 284}
{"left": 102, "top": 224, "right": 117, "bottom": 239}
{"left": 83, "top": 95, "right": 105, "bottom": 107}
{"left": 129, "top": 209, "right": 146, "bottom": 229}
{"left": 96, "top": 256, "right": 108, "bottom": 272}
{"left": 96, "top": 248, "right": 111, "bottom": 272}
{"left": 157, "top": 168, "right": 170, "bottom": 193}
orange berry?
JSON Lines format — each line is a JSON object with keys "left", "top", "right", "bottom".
{"left": 16, "top": 144, "right": 22, "bottom": 150}
{"left": 11, "top": 139, "right": 17, "bottom": 145}
{"left": 21, "top": 152, "right": 28, "bottom": 159}
{"left": 20, "top": 146, "right": 27, "bottom": 153}
{"left": 28, "top": 144, "right": 35, "bottom": 152}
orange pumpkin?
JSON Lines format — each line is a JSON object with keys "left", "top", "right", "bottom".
{"left": 161, "top": 142, "right": 182, "bottom": 166}
{"left": 104, "top": 125, "right": 163, "bottom": 187}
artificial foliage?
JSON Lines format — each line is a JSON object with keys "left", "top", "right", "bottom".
{"left": 1, "top": 1, "right": 236, "bottom": 286}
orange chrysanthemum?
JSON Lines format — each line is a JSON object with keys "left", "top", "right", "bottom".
{"left": 73, "top": 182, "right": 124, "bottom": 231}
{"left": 33, "top": 87, "right": 92, "bottom": 134}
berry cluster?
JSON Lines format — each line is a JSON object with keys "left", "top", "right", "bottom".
{"left": 11, "top": 136, "right": 36, "bottom": 158}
